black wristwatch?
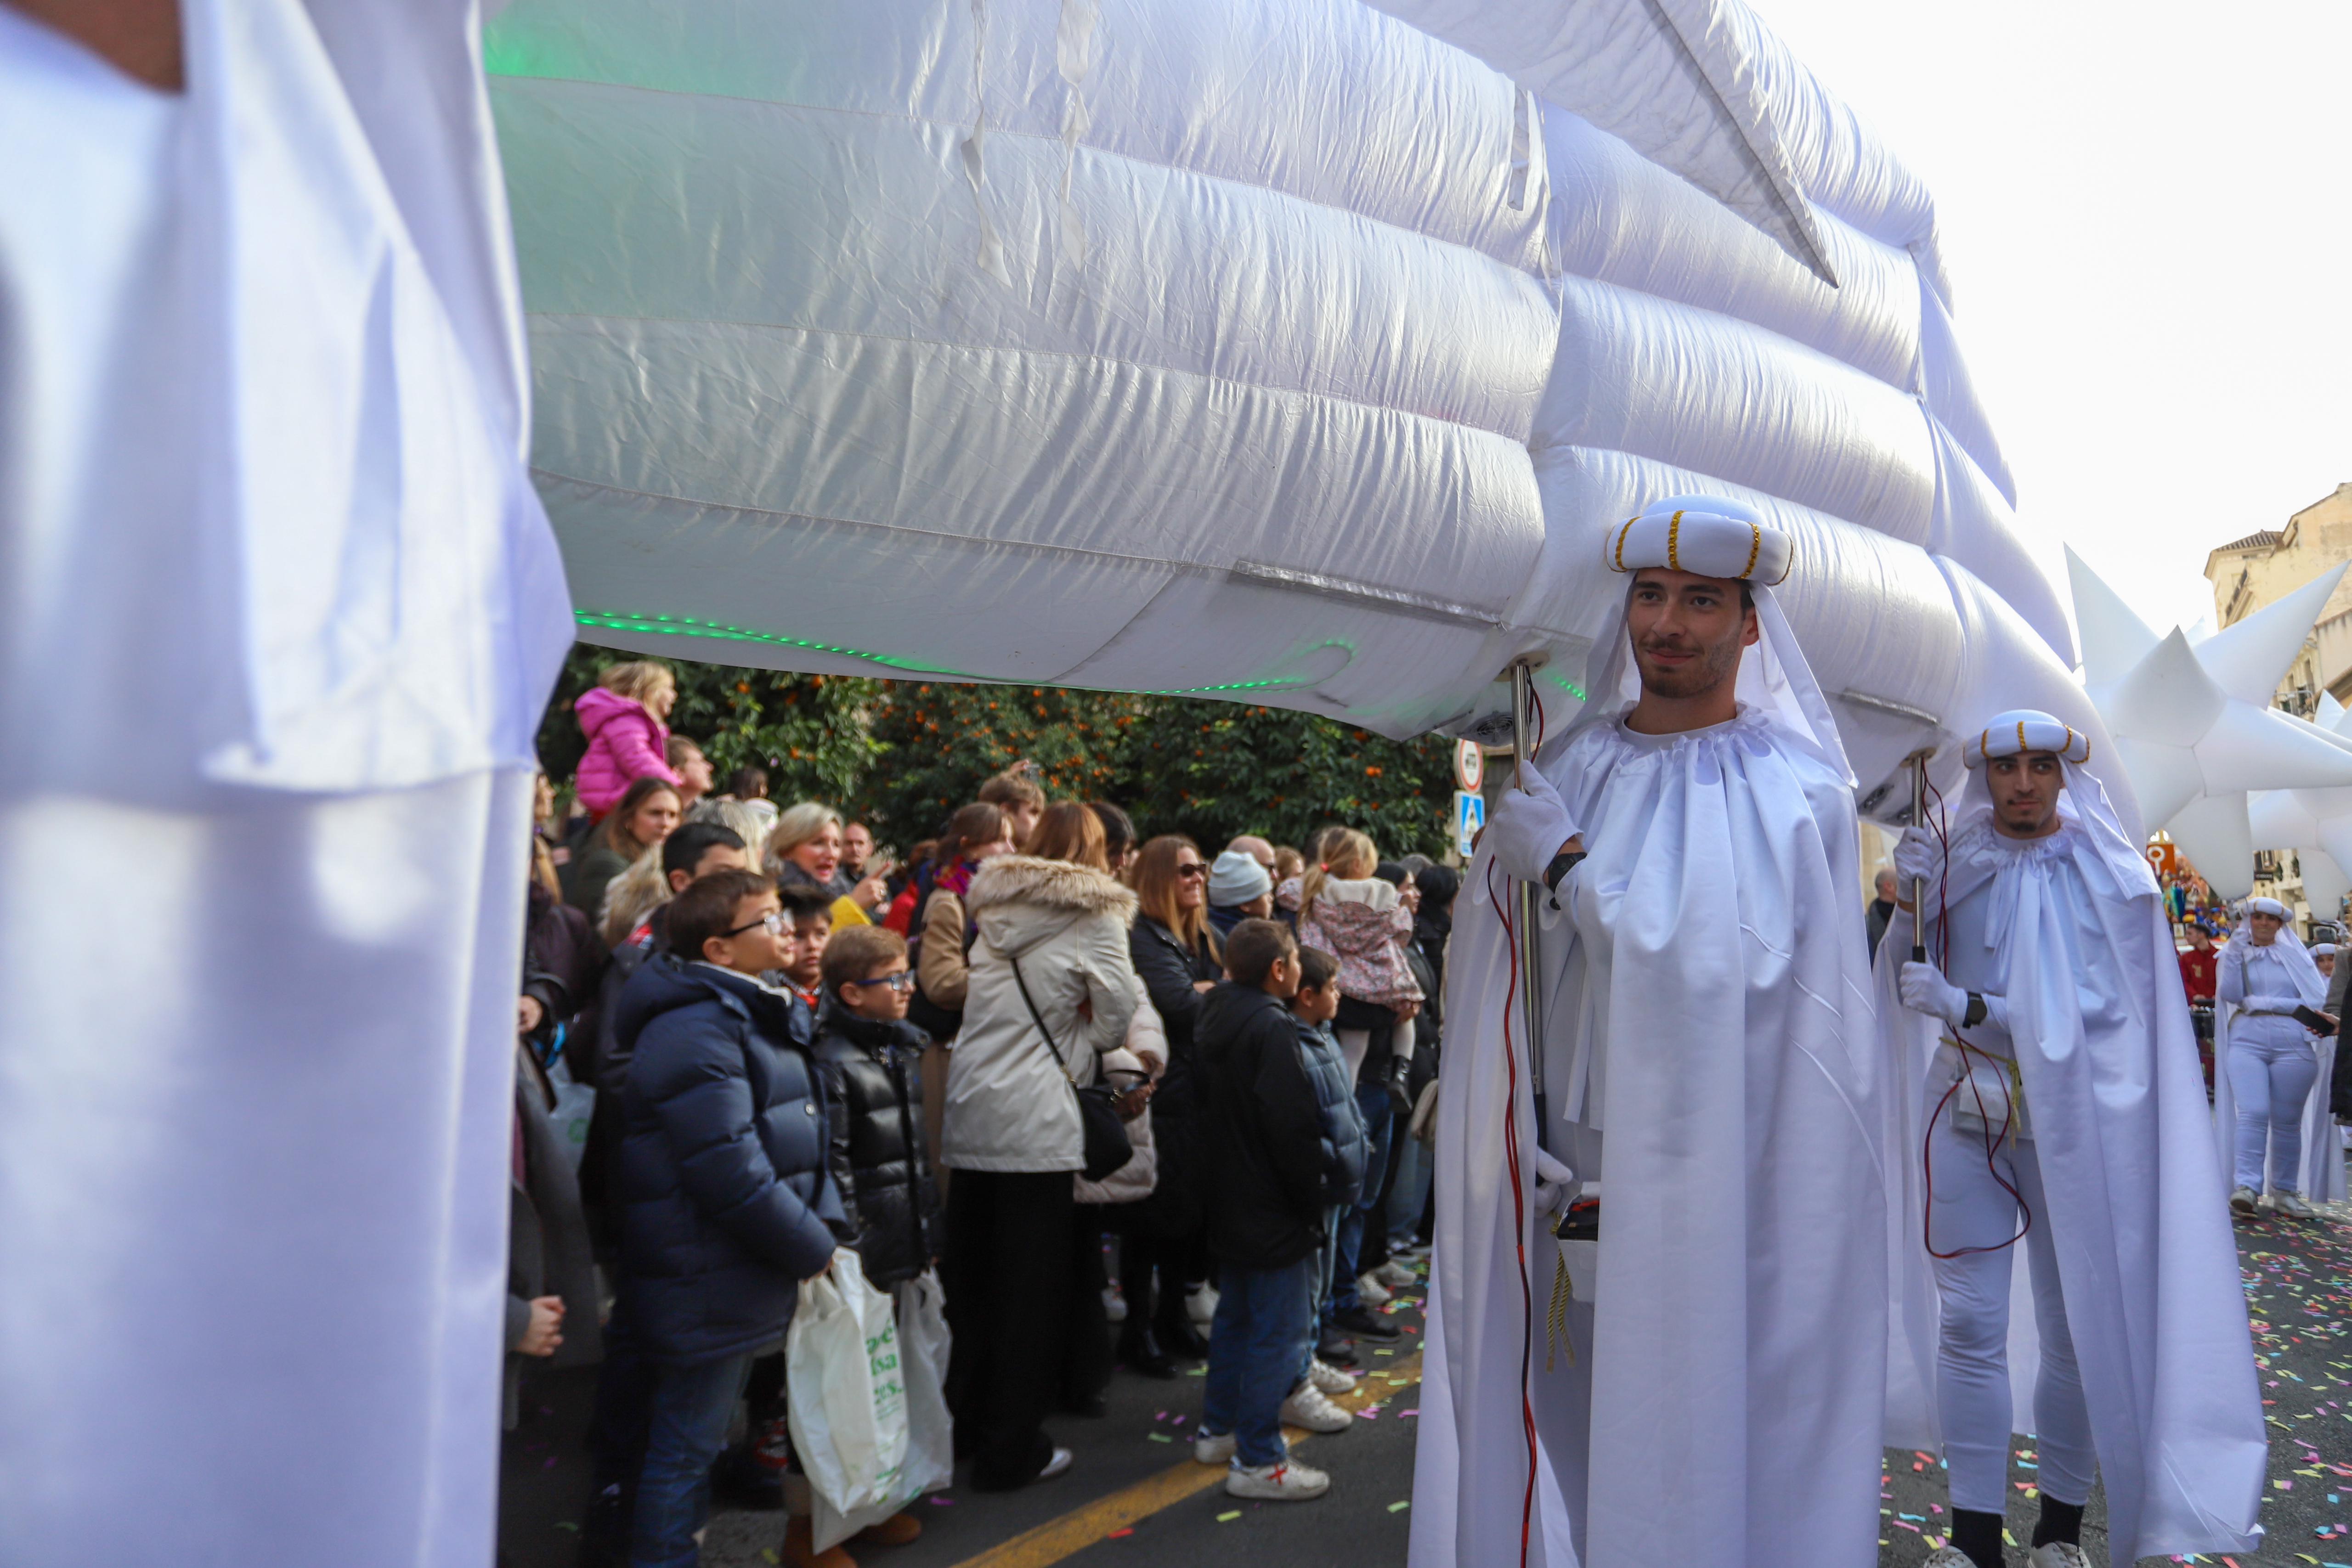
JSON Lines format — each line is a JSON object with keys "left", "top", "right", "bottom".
{"left": 1962, "top": 992, "right": 1988, "bottom": 1028}
{"left": 1542, "top": 847, "right": 1587, "bottom": 901}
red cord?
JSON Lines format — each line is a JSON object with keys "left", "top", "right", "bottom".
{"left": 1487, "top": 857, "right": 1540, "bottom": 1567}
{"left": 1917, "top": 776, "right": 2032, "bottom": 1259}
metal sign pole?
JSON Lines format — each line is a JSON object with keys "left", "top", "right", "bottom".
{"left": 1910, "top": 751, "right": 1930, "bottom": 964}
{"left": 1512, "top": 661, "right": 1548, "bottom": 1140}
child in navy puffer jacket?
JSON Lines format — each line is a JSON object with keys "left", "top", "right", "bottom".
{"left": 1289, "top": 947, "right": 1368, "bottom": 1391}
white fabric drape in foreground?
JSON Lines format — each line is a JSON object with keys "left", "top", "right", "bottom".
{"left": 0, "top": 1, "right": 571, "bottom": 1562}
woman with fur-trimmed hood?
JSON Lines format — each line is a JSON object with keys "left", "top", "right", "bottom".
{"left": 940, "top": 806, "right": 1141, "bottom": 1492}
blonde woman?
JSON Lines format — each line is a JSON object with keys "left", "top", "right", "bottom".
{"left": 572, "top": 660, "right": 682, "bottom": 817}
{"left": 765, "top": 802, "right": 889, "bottom": 923}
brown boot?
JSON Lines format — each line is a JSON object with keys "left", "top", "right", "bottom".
{"left": 854, "top": 1512, "right": 923, "bottom": 1547}
{"left": 783, "top": 1514, "right": 857, "bottom": 1568}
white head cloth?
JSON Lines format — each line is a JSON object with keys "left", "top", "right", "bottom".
{"left": 1556, "top": 494, "right": 1851, "bottom": 784}
{"left": 2230, "top": 896, "right": 2326, "bottom": 1003}
{"left": 2313, "top": 943, "right": 2338, "bottom": 958}
{"left": 1941, "top": 708, "right": 2154, "bottom": 901}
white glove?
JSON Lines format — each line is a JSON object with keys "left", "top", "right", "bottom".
{"left": 1900, "top": 961, "right": 1970, "bottom": 1027}
{"left": 1890, "top": 826, "right": 1938, "bottom": 891}
{"left": 1487, "top": 767, "right": 1579, "bottom": 885}
{"left": 1533, "top": 1149, "right": 1577, "bottom": 1217}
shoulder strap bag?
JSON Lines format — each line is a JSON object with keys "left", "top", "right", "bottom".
{"left": 1008, "top": 957, "right": 1132, "bottom": 1183}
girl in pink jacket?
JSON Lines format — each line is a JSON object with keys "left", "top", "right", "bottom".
{"left": 573, "top": 661, "right": 683, "bottom": 817}
{"left": 1295, "top": 829, "right": 1421, "bottom": 1081}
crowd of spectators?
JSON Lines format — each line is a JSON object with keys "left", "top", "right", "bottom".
{"left": 506, "top": 659, "right": 1457, "bottom": 1565}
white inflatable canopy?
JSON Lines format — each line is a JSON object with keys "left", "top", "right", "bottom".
{"left": 485, "top": 0, "right": 2109, "bottom": 823}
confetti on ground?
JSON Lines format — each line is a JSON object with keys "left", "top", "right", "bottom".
{"left": 1216, "top": 1510, "right": 1241, "bottom": 1523}
{"left": 1388, "top": 1500, "right": 1410, "bottom": 1512}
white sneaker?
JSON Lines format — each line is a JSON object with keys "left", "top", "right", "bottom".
{"left": 1193, "top": 1429, "right": 1237, "bottom": 1466}
{"left": 1187, "top": 1283, "right": 1219, "bottom": 1326}
{"left": 2029, "top": 1544, "right": 2089, "bottom": 1568}
{"left": 1922, "top": 1551, "right": 1975, "bottom": 1568}
{"left": 2276, "top": 1190, "right": 2317, "bottom": 1219}
{"left": 1281, "top": 1381, "right": 1355, "bottom": 1433}
{"left": 1225, "top": 1458, "right": 1330, "bottom": 1501}
{"left": 1104, "top": 1286, "right": 1127, "bottom": 1323}
{"left": 2230, "top": 1185, "right": 2259, "bottom": 1214}
{"left": 1356, "top": 1273, "right": 1392, "bottom": 1307}
{"left": 1374, "top": 1260, "right": 1417, "bottom": 1289}
{"left": 1037, "top": 1446, "right": 1074, "bottom": 1481}
{"left": 1306, "top": 1358, "right": 1357, "bottom": 1395}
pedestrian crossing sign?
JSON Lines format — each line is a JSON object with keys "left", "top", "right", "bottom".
{"left": 1454, "top": 789, "right": 1485, "bottom": 859}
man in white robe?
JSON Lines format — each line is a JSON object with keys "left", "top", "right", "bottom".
{"left": 1410, "top": 496, "right": 1886, "bottom": 1568}
{"left": 1883, "top": 712, "right": 2264, "bottom": 1568}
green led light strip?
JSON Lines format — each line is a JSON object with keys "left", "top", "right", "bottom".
{"left": 1546, "top": 675, "right": 1590, "bottom": 701}
{"left": 572, "top": 610, "right": 956, "bottom": 674}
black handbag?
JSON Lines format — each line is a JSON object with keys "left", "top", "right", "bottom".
{"left": 1009, "top": 957, "right": 1132, "bottom": 1183}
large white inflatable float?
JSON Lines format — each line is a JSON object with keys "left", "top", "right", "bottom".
{"left": 483, "top": 0, "right": 2115, "bottom": 822}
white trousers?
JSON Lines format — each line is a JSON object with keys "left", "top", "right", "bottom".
{"left": 1927, "top": 1121, "right": 2096, "bottom": 1514}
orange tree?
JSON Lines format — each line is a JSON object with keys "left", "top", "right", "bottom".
{"left": 540, "top": 650, "right": 1453, "bottom": 857}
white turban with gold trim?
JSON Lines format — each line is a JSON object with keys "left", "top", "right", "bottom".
{"left": 1961, "top": 709, "right": 2093, "bottom": 768}
{"left": 1601, "top": 495, "right": 1792, "bottom": 584}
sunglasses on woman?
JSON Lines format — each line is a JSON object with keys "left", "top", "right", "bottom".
{"left": 1176, "top": 863, "right": 1207, "bottom": 880}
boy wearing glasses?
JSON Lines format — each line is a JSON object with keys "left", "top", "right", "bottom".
{"left": 795, "top": 926, "right": 941, "bottom": 1559}
{"left": 609, "top": 869, "right": 848, "bottom": 1568}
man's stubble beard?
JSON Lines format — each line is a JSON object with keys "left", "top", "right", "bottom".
{"left": 1634, "top": 626, "right": 1744, "bottom": 700}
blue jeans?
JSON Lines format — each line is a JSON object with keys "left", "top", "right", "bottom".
{"left": 629, "top": 1351, "right": 755, "bottom": 1568}
{"left": 1200, "top": 1256, "right": 1318, "bottom": 1468}
{"left": 1386, "top": 1127, "right": 1431, "bottom": 1251}
{"left": 1329, "top": 1083, "right": 1394, "bottom": 1316}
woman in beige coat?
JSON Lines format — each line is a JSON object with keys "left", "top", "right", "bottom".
{"left": 940, "top": 806, "right": 1140, "bottom": 1491}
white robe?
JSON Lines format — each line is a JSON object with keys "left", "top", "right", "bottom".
{"left": 1413, "top": 702, "right": 1885, "bottom": 1568}
{"left": 1880, "top": 791, "right": 2266, "bottom": 1563}
{"left": 2209, "top": 936, "right": 2346, "bottom": 1203}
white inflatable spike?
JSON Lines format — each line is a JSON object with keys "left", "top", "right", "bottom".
{"left": 2195, "top": 564, "right": 2348, "bottom": 707}
{"left": 2196, "top": 701, "right": 2352, "bottom": 795}
{"left": 2251, "top": 788, "right": 2324, "bottom": 850}
{"left": 2167, "top": 794, "right": 2258, "bottom": 902}
{"left": 2321, "top": 691, "right": 2346, "bottom": 728}
{"left": 2116, "top": 737, "right": 2205, "bottom": 831}
{"left": 2303, "top": 848, "right": 2351, "bottom": 914}
{"left": 2067, "top": 545, "right": 2162, "bottom": 693}
{"left": 2106, "top": 630, "right": 2224, "bottom": 748}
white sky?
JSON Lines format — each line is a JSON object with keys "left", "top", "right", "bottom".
{"left": 1753, "top": 0, "right": 2352, "bottom": 637}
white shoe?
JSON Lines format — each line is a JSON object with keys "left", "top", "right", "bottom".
{"left": 1225, "top": 1458, "right": 1330, "bottom": 1501}
{"left": 2029, "top": 1544, "right": 2090, "bottom": 1568}
{"left": 2230, "top": 1185, "right": 2259, "bottom": 1213}
{"left": 1104, "top": 1286, "right": 1127, "bottom": 1323}
{"left": 2276, "top": 1190, "right": 2316, "bottom": 1219}
{"left": 1281, "top": 1382, "right": 1355, "bottom": 1433}
{"left": 1356, "top": 1273, "right": 1391, "bottom": 1307}
{"left": 1187, "top": 1283, "right": 1219, "bottom": 1326}
{"left": 1037, "top": 1446, "right": 1074, "bottom": 1481}
{"left": 1306, "top": 1358, "right": 1357, "bottom": 1395}
{"left": 1373, "top": 1260, "right": 1417, "bottom": 1289}
{"left": 1193, "top": 1429, "right": 1237, "bottom": 1466}
{"left": 1922, "top": 1551, "right": 1975, "bottom": 1568}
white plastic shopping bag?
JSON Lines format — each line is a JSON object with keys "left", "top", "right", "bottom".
{"left": 811, "top": 1269, "right": 955, "bottom": 1550}
{"left": 785, "top": 1251, "right": 908, "bottom": 1521}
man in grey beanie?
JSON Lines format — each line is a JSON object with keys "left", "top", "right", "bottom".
{"left": 1208, "top": 848, "right": 1275, "bottom": 936}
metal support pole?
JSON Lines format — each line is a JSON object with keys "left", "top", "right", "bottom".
{"left": 1909, "top": 752, "right": 1930, "bottom": 964}
{"left": 1512, "top": 661, "right": 1549, "bottom": 1142}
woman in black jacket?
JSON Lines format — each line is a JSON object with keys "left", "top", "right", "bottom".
{"left": 1121, "top": 836, "right": 1221, "bottom": 1363}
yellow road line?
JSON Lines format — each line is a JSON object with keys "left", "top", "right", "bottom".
{"left": 949, "top": 1348, "right": 1425, "bottom": 1568}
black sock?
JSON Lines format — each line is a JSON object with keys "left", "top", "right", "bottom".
{"left": 1951, "top": 1507, "right": 2004, "bottom": 1568}
{"left": 2032, "top": 1496, "right": 2085, "bottom": 1549}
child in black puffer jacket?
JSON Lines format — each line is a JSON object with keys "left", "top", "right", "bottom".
{"left": 792, "top": 924, "right": 940, "bottom": 1562}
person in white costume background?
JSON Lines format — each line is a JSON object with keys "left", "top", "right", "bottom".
{"left": 1883, "top": 713, "right": 2264, "bottom": 1568}
{"left": 2213, "top": 897, "right": 2341, "bottom": 1217}
{"left": 1412, "top": 496, "right": 1886, "bottom": 1568}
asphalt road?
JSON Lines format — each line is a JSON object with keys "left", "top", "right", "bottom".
{"left": 502, "top": 1212, "right": 2352, "bottom": 1568}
